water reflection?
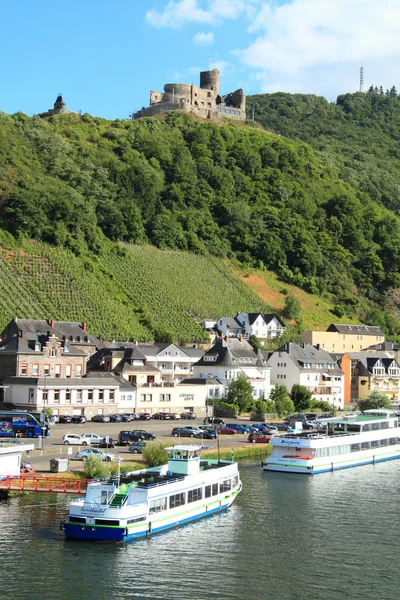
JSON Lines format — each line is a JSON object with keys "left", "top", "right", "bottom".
{"left": 1, "top": 461, "right": 400, "bottom": 599}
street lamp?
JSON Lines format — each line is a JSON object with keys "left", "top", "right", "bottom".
{"left": 42, "top": 374, "right": 48, "bottom": 448}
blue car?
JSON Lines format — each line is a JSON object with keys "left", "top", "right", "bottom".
{"left": 226, "top": 423, "right": 251, "bottom": 433}
{"left": 251, "top": 424, "right": 269, "bottom": 432}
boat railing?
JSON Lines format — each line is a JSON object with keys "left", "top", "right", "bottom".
{"left": 137, "top": 475, "right": 185, "bottom": 488}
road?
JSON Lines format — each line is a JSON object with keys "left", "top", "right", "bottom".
{"left": 18, "top": 418, "right": 254, "bottom": 472}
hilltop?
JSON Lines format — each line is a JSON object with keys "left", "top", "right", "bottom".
{"left": 0, "top": 98, "right": 400, "bottom": 340}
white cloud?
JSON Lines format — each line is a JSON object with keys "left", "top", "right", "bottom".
{"left": 193, "top": 31, "right": 214, "bottom": 45}
{"left": 236, "top": 0, "right": 400, "bottom": 75}
{"left": 210, "top": 60, "right": 232, "bottom": 76}
{"left": 145, "top": 0, "right": 259, "bottom": 29}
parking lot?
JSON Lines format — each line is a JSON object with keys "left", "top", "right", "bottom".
{"left": 18, "top": 417, "right": 255, "bottom": 471}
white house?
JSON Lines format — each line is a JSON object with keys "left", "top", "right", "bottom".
{"left": 236, "top": 313, "right": 286, "bottom": 341}
{"left": 192, "top": 337, "right": 272, "bottom": 400}
{"left": 267, "top": 342, "right": 345, "bottom": 409}
{"left": 215, "top": 317, "right": 245, "bottom": 338}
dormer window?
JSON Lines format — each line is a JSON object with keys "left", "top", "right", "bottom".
{"left": 35, "top": 342, "right": 41, "bottom": 352}
{"left": 64, "top": 343, "right": 70, "bottom": 353}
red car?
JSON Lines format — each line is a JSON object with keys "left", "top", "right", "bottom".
{"left": 218, "top": 427, "right": 236, "bottom": 435}
{"left": 248, "top": 433, "right": 271, "bottom": 444}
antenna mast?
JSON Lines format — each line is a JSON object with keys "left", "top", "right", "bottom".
{"left": 359, "top": 62, "right": 364, "bottom": 93}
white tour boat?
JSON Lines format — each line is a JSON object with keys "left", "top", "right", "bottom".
{"left": 263, "top": 410, "right": 400, "bottom": 474}
{"left": 63, "top": 444, "right": 242, "bottom": 541}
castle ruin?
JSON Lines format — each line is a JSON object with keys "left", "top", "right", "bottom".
{"left": 134, "top": 69, "right": 246, "bottom": 121}
{"left": 38, "top": 94, "right": 73, "bottom": 118}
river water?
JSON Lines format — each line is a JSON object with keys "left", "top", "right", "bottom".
{"left": 1, "top": 460, "right": 400, "bottom": 600}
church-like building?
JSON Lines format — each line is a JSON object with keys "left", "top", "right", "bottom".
{"left": 38, "top": 94, "right": 72, "bottom": 118}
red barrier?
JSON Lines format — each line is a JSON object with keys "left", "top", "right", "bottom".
{"left": 0, "top": 475, "right": 89, "bottom": 494}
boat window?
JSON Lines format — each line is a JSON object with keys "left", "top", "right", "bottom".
{"left": 380, "top": 422, "right": 389, "bottom": 430}
{"left": 371, "top": 423, "right": 380, "bottom": 431}
{"left": 351, "top": 443, "right": 360, "bottom": 452}
{"left": 188, "top": 488, "right": 203, "bottom": 503}
{"left": 362, "top": 424, "right": 371, "bottom": 432}
{"left": 389, "top": 438, "right": 398, "bottom": 445}
{"left": 182, "top": 451, "right": 188, "bottom": 459}
{"left": 371, "top": 440, "right": 380, "bottom": 449}
{"left": 94, "top": 519, "right": 120, "bottom": 526}
{"left": 205, "top": 485, "right": 211, "bottom": 498}
{"left": 346, "top": 424, "right": 361, "bottom": 433}
{"left": 150, "top": 498, "right": 167, "bottom": 513}
{"left": 127, "top": 516, "right": 146, "bottom": 524}
{"left": 169, "top": 492, "right": 185, "bottom": 509}
{"left": 212, "top": 483, "right": 219, "bottom": 496}
{"left": 380, "top": 439, "right": 388, "bottom": 447}
{"left": 361, "top": 441, "right": 370, "bottom": 450}
{"left": 220, "top": 479, "right": 232, "bottom": 493}
{"left": 233, "top": 475, "right": 239, "bottom": 487}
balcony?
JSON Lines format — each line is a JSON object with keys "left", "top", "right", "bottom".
{"left": 308, "top": 387, "right": 331, "bottom": 395}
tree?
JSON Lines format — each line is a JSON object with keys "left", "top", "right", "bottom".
{"left": 226, "top": 375, "right": 254, "bottom": 413}
{"left": 291, "top": 384, "right": 312, "bottom": 412}
{"left": 269, "top": 384, "right": 294, "bottom": 417}
{"left": 282, "top": 293, "right": 301, "bottom": 321}
{"left": 142, "top": 442, "right": 168, "bottom": 468}
{"left": 357, "top": 390, "right": 393, "bottom": 412}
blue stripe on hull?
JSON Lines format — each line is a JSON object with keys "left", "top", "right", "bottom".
{"left": 264, "top": 453, "right": 400, "bottom": 475}
{"left": 64, "top": 501, "right": 232, "bottom": 542}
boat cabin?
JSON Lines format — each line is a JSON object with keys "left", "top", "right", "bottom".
{"left": 165, "top": 445, "right": 202, "bottom": 475}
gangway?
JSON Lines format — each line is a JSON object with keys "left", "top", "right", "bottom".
{"left": 0, "top": 475, "right": 88, "bottom": 494}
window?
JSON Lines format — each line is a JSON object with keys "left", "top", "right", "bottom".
{"left": 169, "top": 493, "right": 185, "bottom": 509}
{"left": 28, "top": 388, "right": 34, "bottom": 404}
{"left": 160, "top": 394, "right": 165, "bottom": 402}
{"left": 98, "top": 390, "right": 104, "bottom": 403}
{"left": 76, "top": 390, "right": 82, "bottom": 403}
{"left": 87, "top": 390, "right": 93, "bottom": 404}
{"left": 188, "top": 488, "right": 202, "bottom": 503}
{"left": 65, "top": 365, "right": 72, "bottom": 378}
{"left": 166, "top": 394, "right": 171, "bottom": 402}
{"left": 147, "top": 394, "right": 152, "bottom": 402}
{"left": 140, "top": 394, "right": 146, "bottom": 402}
{"left": 150, "top": 498, "right": 167, "bottom": 513}
{"left": 76, "top": 364, "right": 82, "bottom": 377}
{"left": 32, "top": 364, "right": 39, "bottom": 376}
{"left": 50, "top": 349, "right": 56, "bottom": 357}
{"left": 64, "top": 343, "right": 70, "bottom": 353}
{"left": 54, "top": 390, "right": 60, "bottom": 404}
{"left": 44, "top": 364, "right": 50, "bottom": 375}
{"left": 55, "top": 364, "right": 61, "bottom": 378}
{"left": 65, "top": 390, "right": 71, "bottom": 404}
{"left": 129, "top": 375, "right": 136, "bottom": 383}
{"left": 35, "top": 342, "right": 41, "bottom": 352}
{"left": 220, "top": 479, "right": 232, "bottom": 493}
{"left": 109, "top": 390, "right": 115, "bottom": 403}
{"left": 21, "top": 364, "right": 27, "bottom": 376}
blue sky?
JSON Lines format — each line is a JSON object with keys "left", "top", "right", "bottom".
{"left": 1, "top": 0, "right": 400, "bottom": 120}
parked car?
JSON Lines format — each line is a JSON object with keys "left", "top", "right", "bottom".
{"left": 218, "top": 426, "right": 236, "bottom": 435}
{"left": 195, "top": 429, "right": 217, "bottom": 439}
{"left": 58, "top": 415, "right": 72, "bottom": 423}
{"left": 248, "top": 432, "right": 271, "bottom": 444}
{"left": 126, "top": 413, "right": 140, "bottom": 420}
{"left": 251, "top": 423, "right": 269, "bottom": 432}
{"left": 276, "top": 422, "right": 291, "bottom": 431}
{"left": 305, "top": 413, "right": 318, "bottom": 420}
{"left": 128, "top": 442, "right": 147, "bottom": 454}
{"left": 63, "top": 434, "right": 90, "bottom": 445}
{"left": 120, "top": 414, "right": 132, "bottom": 422}
{"left": 110, "top": 414, "right": 123, "bottom": 423}
{"left": 118, "top": 430, "right": 156, "bottom": 445}
{"left": 80, "top": 433, "right": 103, "bottom": 445}
{"left": 226, "top": 423, "right": 251, "bottom": 433}
{"left": 203, "top": 417, "right": 225, "bottom": 425}
{"left": 74, "top": 448, "right": 115, "bottom": 462}
{"left": 180, "top": 411, "right": 196, "bottom": 419}
{"left": 170, "top": 413, "right": 181, "bottom": 420}
{"left": 99, "top": 437, "right": 115, "bottom": 448}
{"left": 171, "top": 426, "right": 203, "bottom": 438}
{"left": 20, "top": 460, "right": 35, "bottom": 474}
{"left": 70, "top": 415, "right": 87, "bottom": 424}
{"left": 91, "top": 415, "right": 111, "bottom": 423}
{"left": 285, "top": 414, "right": 307, "bottom": 422}
{"left": 263, "top": 425, "right": 278, "bottom": 435}
{"left": 139, "top": 413, "right": 151, "bottom": 420}
{"left": 151, "top": 412, "right": 165, "bottom": 419}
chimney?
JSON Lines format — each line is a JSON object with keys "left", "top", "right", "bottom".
{"left": 81, "top": 322, "right": 87, "bottom": 331}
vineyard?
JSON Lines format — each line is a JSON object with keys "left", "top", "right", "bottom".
{"left": 0, "top": 240, "right": 272, "bottom": 342}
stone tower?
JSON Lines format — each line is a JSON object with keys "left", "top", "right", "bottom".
{"left": 53, "top": 94, "right": 66, "bottom": 112}
{"left": 200, "top": 69, "right": 220, "bottom": 95}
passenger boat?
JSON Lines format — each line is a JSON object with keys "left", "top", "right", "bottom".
{"left": 63, "top": 444, "right": 241, "bottom": 541}
{"left": 263, "top": 410, "right": 400, "bottom": 474}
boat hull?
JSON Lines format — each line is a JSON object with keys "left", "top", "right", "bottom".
{"left": 64, "top": 490, "right": 239, "bottom": 542}
{"left": 263, "top": 447, "right": 400, "bottom": 474}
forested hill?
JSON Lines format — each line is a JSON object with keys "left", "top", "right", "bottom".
{"left": 0, "top": 102, "right": 399, "bottom": 338}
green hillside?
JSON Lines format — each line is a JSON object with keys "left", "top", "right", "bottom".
{"left": 1, "top": 100, "right": 400, "bottom": 339}
{"left": 0, "top": 238, "right": 272, "bottom": 342}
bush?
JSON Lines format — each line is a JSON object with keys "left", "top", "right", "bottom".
{"left": 142, "top": 442, "right": 168, "bottom": 468}
{"left": 82, "top": 455, "right": 111, "bottom": 479}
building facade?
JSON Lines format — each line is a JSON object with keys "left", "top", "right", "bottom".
{"left": 339, "top": 352, "right": 400, "bottom": 406}
{"left": 267, "top": 343, "right": 345, "bottom": 409}
{"left": 302, "top": 323, "right": 385, "bottom": 353}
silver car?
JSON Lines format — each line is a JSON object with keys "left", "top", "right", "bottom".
{"left": 74, "top": 448, "right": 115, "bottom": 462}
